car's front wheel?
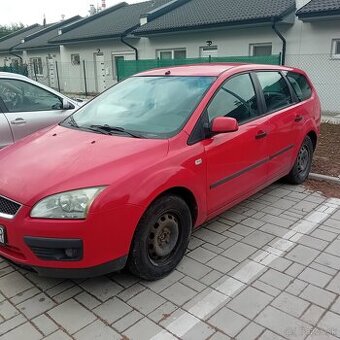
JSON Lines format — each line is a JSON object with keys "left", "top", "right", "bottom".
{"left": 128, "top": 195, "right": 192, "bottom": 280}
{"left": 286, "top": 135, "right": 314, "bottom": 184}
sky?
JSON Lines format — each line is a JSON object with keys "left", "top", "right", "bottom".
{"left": 0, "top": 0, "right": 145, "bottom": 26}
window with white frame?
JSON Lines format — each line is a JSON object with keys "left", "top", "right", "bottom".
{"left": 29, "top": 57, "right": 43, "bottom": 75}
{"left": 250, "top": 43, "right": 272, "bottom": 56}
{"left": 157, "top": 49, "right": 186, "bottom": 60}
{"left": 331, "top": 39, "right": 340, "bottom": 58}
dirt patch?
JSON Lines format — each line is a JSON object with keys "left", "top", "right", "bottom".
{"left": 305, "top": 179, "right": 340, "bottom": 199}
{"left": 312, "top": 123, "right": 340, "bottom": 178}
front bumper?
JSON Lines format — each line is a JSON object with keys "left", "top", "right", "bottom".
{"left": 0, "top": 203, "right": 144, "bottom": 277}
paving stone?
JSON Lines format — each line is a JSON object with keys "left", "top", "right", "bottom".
{"left": 53, "top": 285, "right": 83, "bottom": 303}
{"left": 260, "top": 214, "right": 294, "bottom": 228}
{"left": 110, "top": 272, "right": 139, "bottom": 289}
{"left": 258, "top": 330, "right": 286, "bottom": 340}
{"left": 194, "top": 228, "right": 227, "bottom": 245}
{"left": 252, "top": 280, "right": 281, "bottom": 297}
{"left": 148, "top": 301, "right": 178, "bottom": 323}
{"left": 74, "top": 319, "right": 120, "bottom": 340}
{"left": 124, "top": 317, "right": 169, "bottom": 340}
{"left": 260, "top": 223, "right": 291, "bottom": 238}
{"left": 255, "top": 305, "right": 313, "bottom": 340}
{"left": 228, "top": 286, "right": 273, "bottom": 319}
{"left": 285, "top": 279, "right": 308, "bottom": 296}
{"left": 0, "top": 300, "right": 18, "bottom": 320}
{"left": 161, "top": 282, "right": 197, "bottom": 306}
{"left": 309, "top": 262, "right": 337, "bottom": 276}
{"left": 285, "top": 262, "right": 306, "bottom": 277}
{"left": 127, "top": 289, "right": 165, "bottom": 314}
{"left": 0, "top": 322, "right": 42, "bottom": 340}
{"left": 285, "top": 245, "right": 320, "bottom": 265}
{"left": 112, "top": 310, "right": 144, "bottom": 332}
{"left": 236, "top": 322, "right": 264, "bottom": 340}
{"left": 217, "top": 238, "right": 237, "bottom": 250}
{"left": 318, "top": 311, "right": 340, "bottom": 338}
{"left": 272, "top": 291, "right": 309, "bottom": 318}
{"left": 290, "top": 234, "right": 329, "bottom": 251}
{"left": 24, "top": 273, "right": 63, "bottom": 291}
{"left": 305, "top": 327, "right": 339, "bottom": 340}
{"left": 44, "top": 330, "right": 72, "bottom": 340}
{"left": 48, "top": 299, "right": 96, "bottom": 334}
{"left": 207, "top": 220, "right": 231, "bottom": 233}
{"left": 74, "top": 291, "right": 101, "bottom": 309}
{"left": 242, "top": 230, "right": 275, "bottom": 248}
{"left": 311, "top": 229, "right": 337, "bottom": 242}
{"left": 80, "top": 277, "right": 123, "bottom": 302}
{"left": 208, "top": 307, "right": 249, "bottom": 338}
{"left": 181, "top": 319, "right": 215, "bottom": 340}
{"left": 212, "top": 276, "right": 246, "bottom": 297}
{"left": 17, "top": 293, "right": 56, "bottom": 319}
{"left": 298, "top": 267, "right": 332, "bottom": 288}
{"left": 0, "top": 314, "right": 26, "bottom": 336}
{"left": 32, "top": 314, "right": 59, "bottom": 336}
{"left": 187, "top": 247, "right": 217, "bottom": 263}
{"left": 202, "top": 242, "right": 224, "bottom": 255}
{"left": 209, "top": 331, "right": 231, "bottom": 340}
{"left": 300, "top": 285, "right": 336, "bottom": 309}
{"left": 180, "top": 276, "right": 206, "bottom": 292}
{"left": 0, "top": 272, "right": 34, "bottom": 298}
{"left": 222, "top": 242, "right": 257, "bottom": 262}
{"left": 206, "top": 255, "right": 238, "bottom": 273}
{"left": 45, "top": 281, "right": 74, "bottom": 298}
{"left": 220, "top": 211, "right": 246, "bottom": 223}
{"left": 259, "top": 269, "right": 292, "bottom": 290}
{"left": 229, "top": 260, "right": 266, "bottom": 283}
{"left": 325, "top": 240, "right": 340, "bottom": 257}
{"left": 228, "top": 224, "right": 255, "bottom": 237}
{"left": 327, "top": 272, "right": 340, "bottom": 294}
{"left": 117, "top": 283, "right": 145, "bottom": 301}
{"left": 301, "top": 305, "right": 325, "bottom": 326}
{"left": 177, "top": 256, "right": 211, "bottom": 280}
{"left": 93, "top": 297, "right": 132, "bottom": 324}
{"left": 200, "top": 270, "right": 223, "bottom": 286}
{"left": 188, "top": 236, "right": 205, "bottom": 250}
{"left": 142, "top": 270, "right": 184, "bottom": 293}
{"left": 330, "top": 297, "right": 340, "bottom": 315}
{"left": 315, "top": 252, "right": 340, "bottom": 270}
{"left": 223, "top": 230, "right": 244, "bottom": 241}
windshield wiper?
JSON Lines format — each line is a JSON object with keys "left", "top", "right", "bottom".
{"left": 65, "top": 115, "right": 79, "bottom": 128}
{"left": 88, "top": 124, "right": 143, "bottom": 138}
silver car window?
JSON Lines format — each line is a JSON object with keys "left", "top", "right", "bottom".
{"left": 0, "top": 79, "right": 63, "bottom": 113}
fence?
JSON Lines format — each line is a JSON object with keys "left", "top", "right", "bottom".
{"left": 116, "top": 54, "right": 281, "bottom": 81}
{"left": 0, "top": 64, "right": 28, "bottom": 76}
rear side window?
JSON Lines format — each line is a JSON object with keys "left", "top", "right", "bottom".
{"left": 256, "top": 72, "right": 293, "bottom": 112}
{"left": 285, "top": 72, "right": 312, "bottom": 102}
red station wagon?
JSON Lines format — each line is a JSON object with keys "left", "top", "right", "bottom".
{"left": 0, "top": 64, "right": 320, "bottom": 279}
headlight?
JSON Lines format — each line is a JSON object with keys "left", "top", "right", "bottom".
{"left": 30, "top": 187, "right": 106, "bottom": 219}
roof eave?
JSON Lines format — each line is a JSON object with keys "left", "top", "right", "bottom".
{"left": 297, "top": 9, "right": 340, "bottom": 21}
{"left": 134, "top": 16, "right": 289, "bottom": 36}
{"left": 48, "top": 33, "right": 123, "bottom": 45}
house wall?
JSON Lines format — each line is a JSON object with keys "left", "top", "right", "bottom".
{"left": 59, "top": 40, "right": 136, "bottom": 94}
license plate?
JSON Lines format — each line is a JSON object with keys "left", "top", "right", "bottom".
{"left": 0, "top": 226, "right": 6, "bottom": 245}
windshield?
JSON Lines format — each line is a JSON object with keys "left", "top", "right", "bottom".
{"left": 61, "top": 76, "right": 216, "bottom": 138}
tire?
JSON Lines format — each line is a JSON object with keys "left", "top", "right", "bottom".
{"left": 128, "top": 195, "right": 192, "bottom": 280}
{"left": 285, "top": 136, "right": 314, "bottom": 185}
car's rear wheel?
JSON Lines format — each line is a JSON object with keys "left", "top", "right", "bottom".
{"left": 285, "top": 135, "right": 314, "bottom": 184}
{"left": 128, "top": 195, "right": 192, "bottom": 280}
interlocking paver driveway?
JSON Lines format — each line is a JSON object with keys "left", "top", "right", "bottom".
{"left": 1, "top": 183, "right": 340, "bottom": 340}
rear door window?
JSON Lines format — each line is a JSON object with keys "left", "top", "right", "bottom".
{"left": 256, "top": 72, "right": 293, "bottom": 112}
{"left": 285, "top": 72, "right": 312, "bottom": 102}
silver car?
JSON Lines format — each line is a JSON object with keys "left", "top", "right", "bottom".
{"left": 0, "top": 72, "right": 82, "bottom": 148}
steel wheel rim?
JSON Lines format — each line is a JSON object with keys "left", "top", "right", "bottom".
{"left": 147, "top": 212, "right": 179, "bottom": 264}
{"left": 297, "top": 145, "right": 310, "bottom": 175}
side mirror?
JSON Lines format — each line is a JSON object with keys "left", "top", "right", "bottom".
{"left": 211, "top": 117, "right": 239, "bottom": 134}
{"left": 62, "top": 98, "right": 72, "bottom": 110}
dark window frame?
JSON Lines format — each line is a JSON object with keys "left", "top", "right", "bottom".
{"left": 284, "top": 71, "right": 312, "bottom": 102}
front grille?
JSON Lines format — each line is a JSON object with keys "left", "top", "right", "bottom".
{"left": 0, "top": 195, "right": 21, "bottom": 218}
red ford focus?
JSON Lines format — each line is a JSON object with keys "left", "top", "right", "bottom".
{"left": 0, "top": 64, "right": 320, "bottom": 279}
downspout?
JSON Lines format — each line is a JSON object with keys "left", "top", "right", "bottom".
{"left": 9, "top": 48, "right": 23, "bottom": 63}
{"left": 120, "top": 35, "right": 139, "bottom": 60}
{"left": 271, "top": 20, "right": 286, "bottom": 66}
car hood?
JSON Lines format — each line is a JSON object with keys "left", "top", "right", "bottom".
{"left": 0, "top": 125, "right": 169, "bottom": 206}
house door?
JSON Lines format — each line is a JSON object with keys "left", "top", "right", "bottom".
{"left": 47, "top": 56, "right": 57, "bottom": 89}
{"left": 94, "top": 53, "right": 106, "bottom": 93}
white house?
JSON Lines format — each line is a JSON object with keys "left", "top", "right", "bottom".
{"left": 0, "top": 24, "right": 41, "bottom": 67}
{"left": 12, "top": 16, "right": 81, "bottom": 90}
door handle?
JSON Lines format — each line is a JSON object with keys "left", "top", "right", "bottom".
{"left": 295, "top": 115, "right": 303, "bottom": 122}
{"left": 255, "top": 130, "right": 267, "bottom": 139}
{"left": 10, "top": 118, "right": 26, "bottom": 125}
